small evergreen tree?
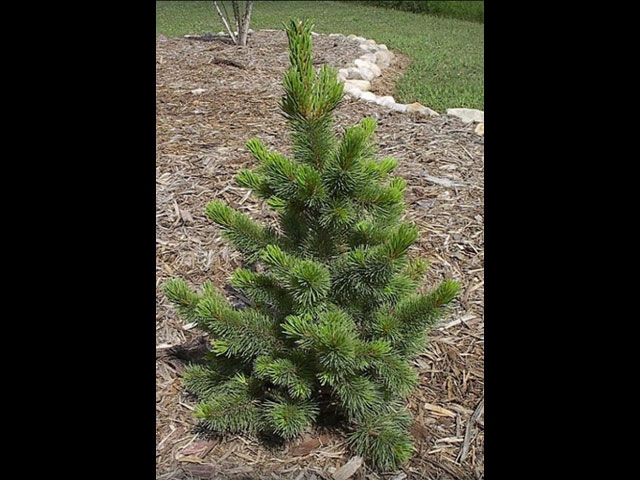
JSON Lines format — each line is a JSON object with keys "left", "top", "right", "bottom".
{"left": 164, "top": 18, "right": 459, "bottom": 471}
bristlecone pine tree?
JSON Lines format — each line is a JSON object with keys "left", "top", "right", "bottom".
{"left": 164, "top": 18, "right": 459, "bottom": 471}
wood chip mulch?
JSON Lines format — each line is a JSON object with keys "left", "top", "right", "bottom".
{"left": 156, "top": 30, "right": 484, "bottom": 480}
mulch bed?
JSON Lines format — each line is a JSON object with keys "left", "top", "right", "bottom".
{"left": 156, "top": 30, "right": 484, "bottom": 480}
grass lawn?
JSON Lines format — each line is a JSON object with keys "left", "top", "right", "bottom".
{"left": 156, "top": 1, "right": 483, "bottom": 112}
{"left": 353, "top": 1, "right": 484, "bottom": 23}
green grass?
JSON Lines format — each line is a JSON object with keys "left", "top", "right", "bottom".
{"left": 156, "top": 1, "right": 484, "bottom": 112}
{"left": 349, "top": 1, "right": 484, "bottom": 23}
{"left": 422, "top": 1, "right": 483, "bottom": 23}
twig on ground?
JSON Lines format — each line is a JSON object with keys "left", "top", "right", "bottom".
{"left": 457, "top": 396, "right": 484, "bottom": 463}
{"left": 423, "top": 174, "right": 466, "bottom": 188}
{"left": 208, "top": 56, "right": 247, "bottom": 69}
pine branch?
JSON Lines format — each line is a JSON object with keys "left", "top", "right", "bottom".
{"left": 194, "top": 374, "right": 260, "bottom": 433}
{"left": 280, "top": 313, "right": 317, "bottom": 350}
{"left": 322, "top": 118, "right": 376, "bottom": 197}
{"left": 348, "top": 407, "right": 414, "bottom": 471}
{"left": 349, "top": 220, "right": 396, "bottom": 249}
{"left": 261, "top": 396, "right": 319, "bottom": 439}
{"left": 236, "top": 168, "right": 274, "bottom": 199}
{"left": 369, "top": 353, "right": 418, "bottom": 398}
{"left": 331, "top": 224, "right": 418, "bottom": 308}
{"left": 280, "top": 19, "right": 342, "bottom": 168}
{"left": 332, "top": 376, "right": 385, "bottom": 420}
{"left": 163, "top": 278, "right": 200, "bottom": 321}
{"left": 319, "top": 198, "right": 357, "bottom": 238}
{"left": 205, "top": 308, "right": 280, "bottom": 362}
{"left": 206, "top": 200, "right": 279, "bottom": 261}
{"left": 356, "top": 181, "right": 406, "bottom": 224}
{"left": 231, "top": 268, "right": 294, "bottom": 315}
{"left": 381, "top": 273, "right": 418, "bottom": 304}
{"left": 285, "top": 260, "right": 331, "bottom": 310}
{"left": 182, "top": 364, "right": 226, "bottom": 400}
{"left": 363, "top": 157, "right": 398, "bottom": 180}
{"left": 295, "top": 164, "right": 327, "bottom": 208}
{"left": 259, "top": 245, "right": 331, "bottom": 312}
{"left": 194, "top": 287, "right": 241, "bottom": 333}
{"left": 370, "top": 306, "right": 403, "bottom": 344}
{"left": 393, "top": 280, "right": 460, "bottom": 355}
{"left": 313, "top": 310, "right": 359, "bottom": 372}
{"left": 250, "top": 142, "right": 301, "bottom": 199}
{"left": 254, "top": 355, "right": 315, "bottom": 400}
{"left": 395, "top": 280, "right": 460, "bottom": 333}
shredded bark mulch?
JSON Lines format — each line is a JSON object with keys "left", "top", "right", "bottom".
{"left": 156, "top": 30, "right": 484, "bottom": 480}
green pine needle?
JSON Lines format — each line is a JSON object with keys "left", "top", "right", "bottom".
{"left": 181, "top": 364, "right": 225, "bottom": 400}
{"left": 193, "top": 375, "right": 260, "bottom": 434}
{"left": 260, "top": 244, "right": 294, "bottom": 271}
{"left": 254, "top": 356, "right": 314, "bottom": 400}
{"left": 348, "top": 408, "right": 414, "bottom": 471}
{"left": 281, "top": 314, "right": 317, "bottom": 350}
{"left": 333, "top": 376, "right": 384, "bottom": 420}
{"left": 235, "top": 168, "right": 263, "bottom": 191}
{"left": 163, "top": 278, "right": 200, "bottom": 321}
{"left": 261, "top": 397, "right": 319, "bottom": 439}
{"left": 286, "top": 261, "right": 331, "bottom": 308}
{"left": 205, "top": 200, "right": 277, "bottom": 260}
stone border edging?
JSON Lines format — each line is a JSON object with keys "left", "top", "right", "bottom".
{"left": 321, "top": 32, "right": 483, "bottom": 136}
{"left": 188, "top": 29, "right": 484, "bottom": 135}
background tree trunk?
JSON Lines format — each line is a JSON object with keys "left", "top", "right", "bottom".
{"left": 213, "top": 1, "right": 253, "bottom": 46}
{"left": 213, "top": 1, "right": 237, "bottom": 44}
{"left": 239, "top": 1, "right": 253, "bottom": 46}
{"left": 231, "top": 1, "right": 242, "bottom": 45}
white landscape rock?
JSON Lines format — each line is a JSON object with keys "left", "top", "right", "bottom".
{"left": 374, "top": 49, "right": 394, "bottom": 67}
{"left": 359, "top": 53, "right": 378, "bottom": 64}
{"left": 475, "top": 123, "right": 484, "bottom": 136}
{"left": 344, "top": 87, "right": 363, "bottom": 99}
{"left": 360, "top": 91, "right": 378, "bottom": 102}
{"left": 344, "top": 67, "right": 374, "bottom": 81}
{"left": 347, "top": 35, "right": 366, "bottom": 43}
{"left": 342, "top": 79, "right": 371, "bottom": 92}
{"left": 390, "top": 103, "right": 408, "bottom": 112}
{"left": 354, "top": 59, "right": 381, "bottom": 77}
{"left": 406, "top": 102, "right": 439, "bottom": 116}
{"left": 375, "top": 96, "right": 396, "bottom": 107}
{"left": 359, "top": 68, "right": 377, "bottom": 81}
{"left": 357, "top": 67, "right": 377, "bottom": 81}
{"left": 359, "top": 43, "right": 378, "bottom": 52}
{"left": 446, "top": 108, "right": 484, "bottom": 123}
